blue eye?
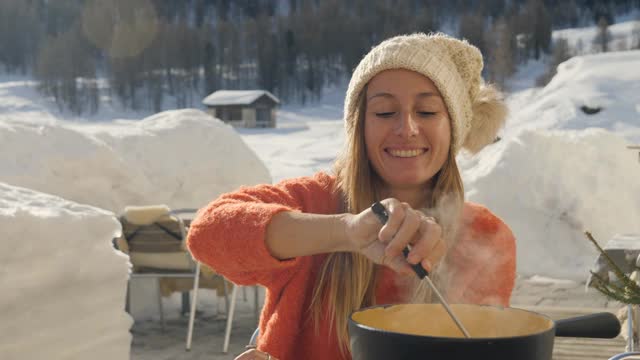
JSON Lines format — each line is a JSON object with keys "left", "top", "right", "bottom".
{"left": 375, "top": 112, "right": 395, "bottom": 118}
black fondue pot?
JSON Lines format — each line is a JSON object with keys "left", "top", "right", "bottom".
{"left": 348, "top": 303, "right": 620, "bottom": 360}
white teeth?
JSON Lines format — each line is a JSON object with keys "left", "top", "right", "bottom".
{"left": 388, "top": 149, "right": 424, "bottom": 158}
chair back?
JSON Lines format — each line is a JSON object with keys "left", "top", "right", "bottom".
{"left": 119, "top": 205, "right": 195, "bottom": 272}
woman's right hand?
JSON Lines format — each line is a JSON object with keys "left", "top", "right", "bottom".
{"left": 343, "top": 198, "right": 446, "bottom": 276}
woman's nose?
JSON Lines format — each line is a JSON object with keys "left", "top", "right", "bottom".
{"left": 394, "top": 112, "right": 419, "bottom": 138}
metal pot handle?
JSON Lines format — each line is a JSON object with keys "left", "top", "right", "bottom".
{"left": 608, "top": 352, "right": 640, "bottom": 360}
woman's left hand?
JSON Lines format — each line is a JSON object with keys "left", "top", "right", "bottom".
{"left": 235, "top": 348, "right": 279, "bottom": 360}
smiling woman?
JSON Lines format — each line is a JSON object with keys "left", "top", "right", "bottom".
{"left": 364, "top": 69, "right": 452, "bottom": 202}
{"left": 187, "top": 32, "right": 514, "bottom": 360}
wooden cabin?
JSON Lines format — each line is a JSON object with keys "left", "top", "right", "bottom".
{"left": 202, "top": 90, "right": 280, "bottom": 128}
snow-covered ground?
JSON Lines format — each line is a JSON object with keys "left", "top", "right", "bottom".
{"left": 1, "top": 18, "right": 639, "bottom": 360}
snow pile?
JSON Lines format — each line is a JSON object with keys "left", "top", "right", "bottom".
{"left": 462, "top": 129, "right": 640, "bottom": 280}
{"left": 505, "top": 50, "right": 640, "bottom": 143}
{"left": 461, "top": 50, "right": 640, "bottom": 280}
{"left": 0, "top": 182, "right": 131, "bottom": 360}
{"left": 0, "top": 109, "right": 271, "bottom": 212}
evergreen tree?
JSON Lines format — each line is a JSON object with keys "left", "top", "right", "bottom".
{"left": 0, "top": 0, "right": 38, "bottom": 74}
{"left": 633, "top": 20, "right": 640, "bottom": 49}
{"left": 523, "top": 0, "right": 552, "bottom": 60}
{"left": 553, "top": 0, "right": 580, "bottom": 28}
{"left": 459, "top": 13, "right": 487, "bottom": 56}
{"left": 487, "top": 18, "right": 516, "bottom": 89}
{"left": 252, "top": 15, "right": 275, "bottom": 92}
{"left": 536, "top": 38, "right": 572, "bottom": 86}
{"left": 594, "top": 16, "right": 612, "bottom": 52}
{"left": 35, "top": 26, "right": 97, "bottom": 115}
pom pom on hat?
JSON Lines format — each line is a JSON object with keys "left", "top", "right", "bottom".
{"left": 464, "top": 84, "right": 508, "bottom": 154}
{"left": 344, "top": 32, "right": 508, "bottom": 154}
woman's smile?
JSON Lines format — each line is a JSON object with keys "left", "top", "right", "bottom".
{"left": 385, "top": 147, "right": 429, "bottom": 158}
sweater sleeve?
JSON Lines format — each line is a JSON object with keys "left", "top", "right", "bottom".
{"left": 186, "top": 172, "right": 337, "bottom": 287}
{"left": 463, "top": 218, "right": 515, "bottom": 307}
{"left": 448, "top": 204, "right": 516, "bottom": 307}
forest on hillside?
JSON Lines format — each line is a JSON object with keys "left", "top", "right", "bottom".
{"left": 1, "top": 0, "right": 638, "bottom": 115}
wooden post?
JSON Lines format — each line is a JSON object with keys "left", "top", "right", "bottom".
{"left": 629, "top": 145, "right": 640, "bottom": 163}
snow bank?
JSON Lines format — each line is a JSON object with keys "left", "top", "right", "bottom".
{"left": 463, "top": 127, "right": 640, "bottom": 281}
{"left": 461, "top": 49, "right": 640, "bottom": 280}
{"left": 505, "top": 50, "right": 640, "bottom": 143}
{"left": 0, "top": 182, "right": 131, "bottom": 360}
{"left": 0, "top": 109, "right": 271, "bottom": 212}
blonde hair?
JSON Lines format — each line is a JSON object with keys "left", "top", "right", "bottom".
{"left": 310, "top": 88, "right": 465, "bottom": 355}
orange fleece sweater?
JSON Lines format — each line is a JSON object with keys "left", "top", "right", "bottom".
{"left": 187, "top": 172, "right": 516, "bottom": 360}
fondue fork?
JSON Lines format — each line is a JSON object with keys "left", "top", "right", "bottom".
{"left": 371, "top": 201, "right": 471, "bottom": 338}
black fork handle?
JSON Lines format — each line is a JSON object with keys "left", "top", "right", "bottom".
{"left": 371, "top": 201, "right": 429, "bottom": 279}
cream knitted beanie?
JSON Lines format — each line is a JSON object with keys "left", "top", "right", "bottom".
{"left": 344, "top": 32, "right": 507, "bottom": 154}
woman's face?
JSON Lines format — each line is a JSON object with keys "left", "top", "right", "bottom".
{"left": 364, "top": 69, "right": 451, "bottom": 191}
